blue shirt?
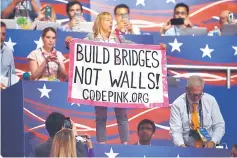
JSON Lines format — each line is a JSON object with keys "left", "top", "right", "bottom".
{"left": 1, "top": 0, "right": 41, "bottom": 21}
{"left": 1, "top": 44, "right": 16, "bottom": 77}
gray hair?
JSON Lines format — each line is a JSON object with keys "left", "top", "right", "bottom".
{"left": 186, "top": 75, "right": 205, "bottom": 88}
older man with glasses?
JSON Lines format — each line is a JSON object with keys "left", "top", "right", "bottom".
{"left": 169, "top": 75, "right": 225, "bottom": 148}
{"left": 160, "top": 3, "right": 194, "bottom": 36}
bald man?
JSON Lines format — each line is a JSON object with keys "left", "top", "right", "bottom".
{"left": 208, "top": 10, "right": 236, "bottom": 36}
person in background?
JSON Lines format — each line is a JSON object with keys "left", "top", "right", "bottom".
{"left": 160, "top": 3, "right": 194, "bottom": 36}
{"left": 27, "top": 27, "right": 67, "bottom": 81}
{"left": 0, "top": 21, "right": 16, "bottom": 90}
{"left": 35, "top": 112, "right": 88, "bottom": 157}
{"left": 31, "top": 4, "right": 57, "bottom": 30}
{"left": 135, "top": 119, "right": 156, "bottom": 145}
{"left": 208, "top": 10, "right": 237, "bottom": 36}
{"left": 50, "top": 128, "right": 77, "bottom": 157}
{"left": 169, "top": 75, "right": 225, "bottom": 148}
{"left": 60, "top": 0, "right": 86, "bottom": 32}
{"left": 1, "top": 0, "right": 40, "bottom": 21}
{"left": 231, "top": 144, "right": 237, "bottom": 157}
{"left": 113, "top": 4, "right": 140, "bottom": 35}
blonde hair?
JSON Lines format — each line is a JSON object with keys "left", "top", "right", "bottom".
{"left": 50, "top": 128, "right": 77, "bottom": 157}
{"left": 93, "top": 12, "right": 112, "bottom": 37}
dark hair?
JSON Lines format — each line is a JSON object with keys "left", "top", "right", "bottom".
{"left": 45, "top": 112, "right": 66, "bottom": 137}
{"left": 114, "top": 4, "right": 130, "bottom": 15}
{"left": 66, "top": 0, "right": 83, "bottom": 16}
{"left": 137, "top": 119, "right": 156, "bottom": 133}
{"left": 233, "top": 144, "right": 237, "bottom": 149}
{"left": 174, "top": 3, "right": 189, "bottom": 14}
{"left": 41, "top": 27, "right": 56, "bottom": 38}
{"left": 1, "top": 21, "right": 6, "bottom": 28}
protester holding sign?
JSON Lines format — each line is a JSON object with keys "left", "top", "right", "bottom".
{"left": 27, "top": 27, "right": 67, "bottom": 81}
{"left": 66, "top": 12, "right": 167, "bottom": 144}
{"left": 66, "top": 12, "right": 134, "bottom": 144}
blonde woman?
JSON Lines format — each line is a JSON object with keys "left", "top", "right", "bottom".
{"left": 66, "top": 12, "right": 131, "bottom": 144}
{"left": 50, "top": 128, "right": 77, "bottom": 157}
{"left": 65, "top": 12, "right": 166, "bottom": 144}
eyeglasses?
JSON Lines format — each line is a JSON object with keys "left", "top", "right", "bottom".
{"left": 188, "top": 92, "right": 204, "bottom": 98}
{"left": 139, "top": 127, "right": 153, "bottom": 131}
{"left": 174, "top": 11, "right": 187, "bottom": 15}
{"left": 115, "top": 13, "right": 128, "bottom": 17}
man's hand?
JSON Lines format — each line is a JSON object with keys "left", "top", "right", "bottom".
{"left": 159, "top": 43, "right": 166, "bottom": 50}
{"left": 82, "top": 133, "right": 93, "bottom": 148}
{"left": 35, "top": 5, "right": 47, "bottom": 21}
{"left": 68, "top": 18, "right": 79, "bottom": 29}
{"left": 117, "top": 20, "right": 127, "bottom": 33}
{"left": 205, "top": 141, "right": 215, "bottom": 148}
{"left": 160, "top": 21, "right": 172, "bottom": 34}
{"left": 68, "top": 16, "right": 84, "bottom": 29}
{"left": 180, "top": 144, "right": 186, "bottom": 147}
{"left": 65, "top": 36, "right": 74, "bottom": 48}
{"left": 184, "top": 19, "right": 193, "bottom": 28}
{"left": 124, "top": 21, "right": 133, "bottom": 33}
{"left": 12, "top": 0, "right": 25, "bottom": 5}
{"left": 0, "top": 83, "right": 7, "bottom": 90}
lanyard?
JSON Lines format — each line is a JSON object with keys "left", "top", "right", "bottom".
{"left": 186, "top": 94, "right": 204, "bottom": 129}
{"left": 40, "top": 48, "right": 51, "bottom": 76}
{"left": 114, "top": 29, "right": 123, "bottom": 43}
{"left": 1, "top": 44, "right": 4, "bottom": 65}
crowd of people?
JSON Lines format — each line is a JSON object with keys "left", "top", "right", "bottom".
{"left": 1, "top": 0, "right": 237, "bottom": 157}
{"left": 1, "top": 0, "right": 236, "bottom": 34}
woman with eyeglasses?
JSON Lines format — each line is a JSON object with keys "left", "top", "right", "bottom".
{"left": 27, "top": 27, "right": 67, "bottom": 81}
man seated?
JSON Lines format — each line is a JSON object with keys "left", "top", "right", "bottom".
{"left": 0, "top": 22, "right": 16, "bottom": 90}
{"left": 113, "top": 4, "right": 140, "bottom": 35}
{"left": 1, "top": 0, "right": 40, "bottom": 21}
{"left": 231, "top": 144, "right": 237, "bottom": 157}
{"left": 169, "top": 75, "right": 225, "bottom": 148}
{"left": 160, "top": 3, "right": 194, "bottom": 36}
{"left": 208, "top": 10, "right": 237, "bottom": 36}
{"left": 60, "top": 0, "right": 86, "bottom": 32}
{"left": 135, "top": 119, "right": 156, "bottom": 145}
{"left": 35, "top": 112, "right": 88, "bottom": 157}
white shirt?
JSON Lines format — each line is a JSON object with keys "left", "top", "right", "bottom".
{"left": 169, "top": 93, "right": 225, "bottom": 147}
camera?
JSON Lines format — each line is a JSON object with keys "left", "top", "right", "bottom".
{"left": 189, "top": 130, "right": 201, "bottom": 140}
{"left": 76, "top": 135, "right": 91, "bottom": 143}
{"left": 170, "top": 18, "right": 184, "bottom": 25}
{"left": 64, "top": 117, "right": 72, "bottom": 129}
{"left": 228, "top": 13, "right": 234, "bottom": 24}
{"left": 122, "top": 14, "right": 130, "bottom": 22}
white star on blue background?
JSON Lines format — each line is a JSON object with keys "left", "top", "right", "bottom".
{"left": 200, "top": 44, "right": 214, "bottom": 58}
{"left": 38, "top": 84, "right": 52, "bottom": 98}
{"left": 4, "top": 38, "right": 17, "bottom": 52}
